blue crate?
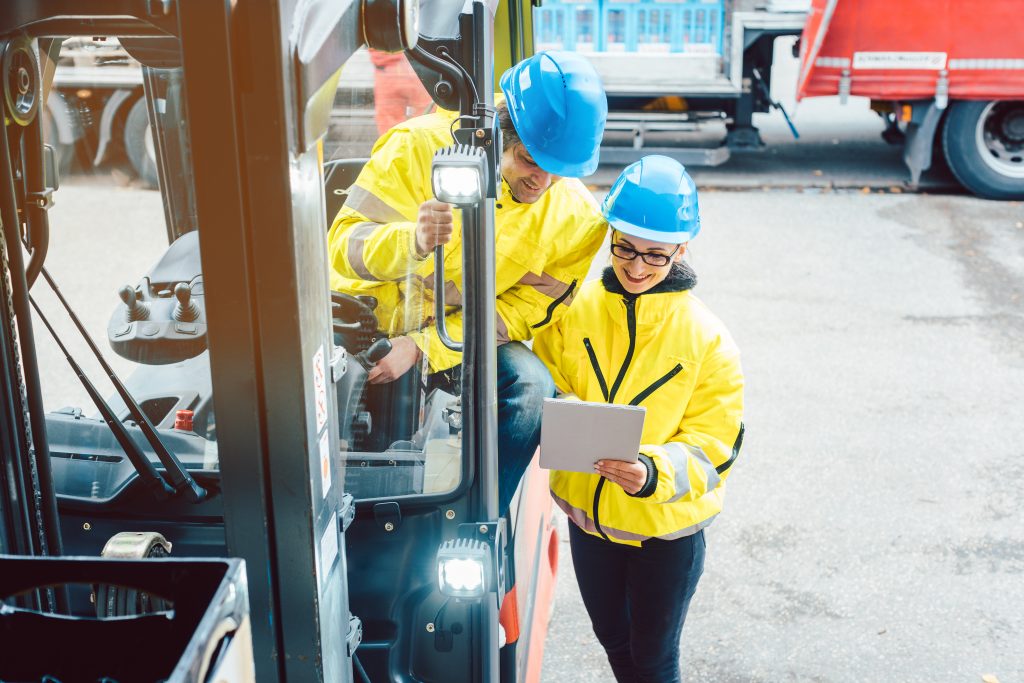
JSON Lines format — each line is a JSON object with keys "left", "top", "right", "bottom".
{"left": 534, "top": 0, "right": 725, "bottom": 54}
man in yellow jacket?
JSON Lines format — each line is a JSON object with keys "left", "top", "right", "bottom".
{"left": 328, "top": 51, "right": 608, "bottom": 510}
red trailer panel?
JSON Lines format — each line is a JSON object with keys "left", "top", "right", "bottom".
{"left": 797, "top": 0, "right": 1024, "bottom": 102}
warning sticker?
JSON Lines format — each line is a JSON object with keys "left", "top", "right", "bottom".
{"left": 853, "top": 51, "right": 947, "bottom": 70}
{"left": 312, "top": 345, "right": 328, "bottom": 434}
{"left": 319, "top": 513, "right": 338, "bottom": 579}
{"left": 319, "top": 429, "right": 331, "bottom": 499}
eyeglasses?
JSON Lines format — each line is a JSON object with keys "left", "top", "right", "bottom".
{"left": 610, "top": 243, "right": 680, "bottom": 267}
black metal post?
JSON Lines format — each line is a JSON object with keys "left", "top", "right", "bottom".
{"left": 173, "top": 2, "right": 285, "bottom": 678}
{"left": 459, "top": 4, "right": 500, "bottom": 681}
{"left": 0, "top": 175, "right": 38, "bottom": 574}
{"left": 0, "top": 112, "right": 66, "bottom": 613}
{"left": 178, "top": 0, "right": 357, "bottom": 680}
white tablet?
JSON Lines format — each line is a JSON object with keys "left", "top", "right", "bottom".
{"left": 539, "top": 398, "right": 646, "bottom": 473}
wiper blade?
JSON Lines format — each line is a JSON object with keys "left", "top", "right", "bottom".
{"left": 29, "top": 297, "right": 174, "bottom": 501}
{"left": 38, "top": 267, "right": 207, "bottom": 503}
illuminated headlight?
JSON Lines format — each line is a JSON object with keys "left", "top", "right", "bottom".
{"left": 431, "top": 144, "right": 487, "bottom": 206}
{"left": 437, "top": 538, "right": 492, "bottom": 598}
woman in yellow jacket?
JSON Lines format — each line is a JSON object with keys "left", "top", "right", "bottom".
{"left": 533, "top": 155, "right": 744, "bottom": 683}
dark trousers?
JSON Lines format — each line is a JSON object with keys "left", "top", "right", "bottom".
{"left": 568, "top": 522, "right": 706, "bottom": 683}
{"left": 494, "top": 342, "right": 555, "bottom": 511}
{"left": 434, "top": 341, "right": 555, "bottom": 512}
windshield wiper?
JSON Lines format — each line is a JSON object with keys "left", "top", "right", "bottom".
{"left": 36, "top": 266, "right": 207, "bottom": 503}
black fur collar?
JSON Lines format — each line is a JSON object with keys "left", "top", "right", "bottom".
{"left": 601, "top": 262, "right": 697, "bottom": 297}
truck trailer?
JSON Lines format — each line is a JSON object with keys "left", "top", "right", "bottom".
{"left": 538, "top": 0, "right": 1024, "bottom": 199}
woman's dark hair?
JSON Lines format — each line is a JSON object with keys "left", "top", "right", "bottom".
{"left": 496, "top": 102, "right": 521, "bottom": 152}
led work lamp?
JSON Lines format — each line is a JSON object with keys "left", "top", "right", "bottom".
{"left": 436, "top": 538, "right": 493, "bottom": 599}
{"left": 431, "top": 144, "right": 488, "bottom": 206}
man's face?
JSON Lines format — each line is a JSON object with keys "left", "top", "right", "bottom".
{"left": 500, "top": 143, "right": 560, "bottom": 204}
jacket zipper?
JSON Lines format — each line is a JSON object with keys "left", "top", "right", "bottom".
{"left": 531, "top": 279, "right": 578, "bottom": 329}
{"left": 582, "top": 338, "right": 611, "bottom": 537}
{"left": 592, "top": 478, "right": 611, "bottom": 541}
{"left": 583, "top": 338, "right": 609, "bottom": 401}
{"left": 628, "top": 363, "right": 684, "bottom": 406}
{"left": 716, "top": 422, "right": 745, "bottom": 475}
{"left": 590, "top": 295, "right": 638, "bottom": 540}
{"left": 607, "top": 297, "right": 637, "bottom": 402}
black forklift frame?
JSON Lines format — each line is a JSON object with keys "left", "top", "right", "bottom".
{"left": 1, "top": 0, "right": 513, "bottom": 680}
{"left": 0, "top": 0, "right": 360, "bottom": 679}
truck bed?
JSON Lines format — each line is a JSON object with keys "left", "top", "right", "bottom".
{"left": 534, "top": 0, "right": 807, "bottom": 99}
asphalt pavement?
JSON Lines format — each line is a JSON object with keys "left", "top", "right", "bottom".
{"left": 542, "top": 188, "right": 1024, "bottom": 682}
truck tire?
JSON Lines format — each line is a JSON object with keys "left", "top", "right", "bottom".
{"left": 941, "top": 100, "right": 1024, "bottom": 200}
{"left": 123, "top": 97, "right": 159, "bottom": 188}
{"left": 41, "top": 105, "right": 75, "bottom": 179}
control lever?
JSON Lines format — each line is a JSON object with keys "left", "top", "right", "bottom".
{"left": 172, "top": 282, "right": 201, "bottom": 322}
{"left": 347, "top": 338, "right": 391, "bottom": 447}
{"left": 118, "top": 285, "right": 150, "bottom": 321}
{"left": 29, "top": 296, "right": 174, "bottom": 501}
{"left": 355, "top": 337, "right": 392, "bottom": 370}
{"left": 41, "top": 267, "right": 208, "bottom": 503}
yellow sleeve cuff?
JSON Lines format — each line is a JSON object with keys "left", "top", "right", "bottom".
{"left": 408, "top": 326, "right": 464, "bottom": 373}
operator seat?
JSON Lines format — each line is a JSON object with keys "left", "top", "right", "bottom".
{"left": 324, "top": 157, "right": 369, "bottom": 225}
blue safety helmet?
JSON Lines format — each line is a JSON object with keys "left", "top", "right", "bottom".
{"left": 601, "top": 155, "right": 701, "bottom": 243}
{"left": 499, "top": 51, "right": 607, "bottom": 178}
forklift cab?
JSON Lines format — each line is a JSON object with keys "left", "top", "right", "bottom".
{"left": 0, "top": 0, "right": 558, "bottom": 681}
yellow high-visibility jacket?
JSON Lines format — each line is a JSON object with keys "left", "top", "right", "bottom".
{"left": 328, "top": 110, "right": 607, "bottom": 371}
{"left": 533, "top": 265, "right": 745, "bottom": 546}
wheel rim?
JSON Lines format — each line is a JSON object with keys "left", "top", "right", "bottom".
{"left": 975, "top": 101, "right": 1024, "bottom": 179}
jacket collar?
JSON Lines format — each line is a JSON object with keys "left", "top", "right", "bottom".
{"left": 601, "top": 262, "right": 697, "bottom": 297}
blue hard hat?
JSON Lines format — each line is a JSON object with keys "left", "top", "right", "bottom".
{"left": 601, "top": 155, "right": 701, "bottom": 243}
{"left": 499, "top": 51, "right": 607, "bottom": 178}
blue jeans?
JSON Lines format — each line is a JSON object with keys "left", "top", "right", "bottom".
{"left": 496, "top": 342, "right": 555, "bottom": 511}
{"left": 568, "top": 522, "right": 706, "bottom": 683}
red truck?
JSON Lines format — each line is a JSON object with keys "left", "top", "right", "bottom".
{"left": 798, "top": 0, "right": 1024, "bottom": 199}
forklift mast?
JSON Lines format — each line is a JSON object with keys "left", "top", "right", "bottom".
{"left": 1, "top": 0, "right": 553, "bottom": 681}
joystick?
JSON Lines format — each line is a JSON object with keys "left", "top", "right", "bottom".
{"left": 361, "top": 338, "right": 392, "bottom": 366}
{"left": 118, "top": 285, "right": 150, "bottom": 322}
{"left": 172, "top": 282, "right": 201, "bottom": 322}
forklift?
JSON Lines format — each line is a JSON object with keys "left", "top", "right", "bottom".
{"left": 0, "top": 0, "right": 558, "bottom": 680}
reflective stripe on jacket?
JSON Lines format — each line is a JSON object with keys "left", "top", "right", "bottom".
{"left": 533, "top": 266, "right": 745, "bottom": 546}
{"left": 327, "top": 110, "right": 607, "bottom": 371}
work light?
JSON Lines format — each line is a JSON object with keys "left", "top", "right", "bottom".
{"left": 431, "top": 144, "right": 487, "bottom": 206}
{"left": 361, "top": 0, "right": 420, "bottom": 53}
{"left": 436, "top": 538, "right": 492, "bottom": 599}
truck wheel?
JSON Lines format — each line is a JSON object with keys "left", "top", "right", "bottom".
{"left": 41, "top": 105, "right": 75, "bottom": 179}
{"left": 123, "top": 97, "right": 159, "bottom": 188}
{"left": 941, "top": 100, "right": 1024, "bottom": 200}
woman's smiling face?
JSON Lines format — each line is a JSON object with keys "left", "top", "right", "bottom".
{"left": 610, "top": 231, "right": 686, "bottom": 294}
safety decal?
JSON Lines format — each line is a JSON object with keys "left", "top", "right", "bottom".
{"left": 319, "top": 429, "right": 331, "bottom": 499}
{"left": 852, "top": 52, "right": 947, "bottom": 70}
{"left": 313, "top": 345, "right": 328, "bottom": 433}
{"left": 319, "top": 513, "right": 339, "bottom": 580}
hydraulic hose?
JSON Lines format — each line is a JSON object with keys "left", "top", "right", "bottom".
{"left": 39, "top": 267, "right": 208, "bottom": 503}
